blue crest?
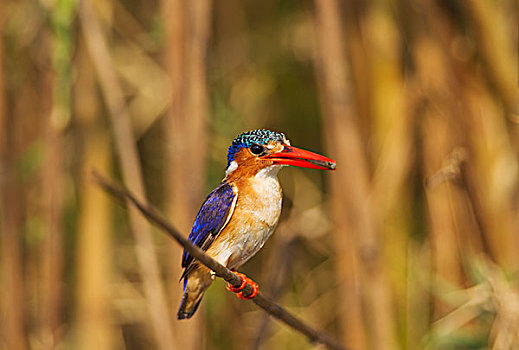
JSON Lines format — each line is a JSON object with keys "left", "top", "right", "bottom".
{"left": 227, "top": 129, "right": 285, "bottom": 166}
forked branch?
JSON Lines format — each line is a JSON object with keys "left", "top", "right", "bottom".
{"left": 93, "top": 171, "right": 346, "bottom": 350}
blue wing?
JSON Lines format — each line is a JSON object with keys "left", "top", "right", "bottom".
{"left": 181, "top": 182, "right": 237, "bottom": 278}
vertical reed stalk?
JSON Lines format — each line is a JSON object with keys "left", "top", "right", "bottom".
{"left": 463, "top": 0, "right": 517, "bottom": 107}
{"left": 74, "top": 37, "right": 115, "bottom": 350}
{"left": 367, "top": 4, "right": 414, "bottom": 331}
{"left": 314, "top": 0, "right": 397, "bottom": 348}
{"left": 162, "top": 0, "right": 210, "bottom": 347}
{"left": 422, "top": 107, "right": 464, "bottom": 314}
{"left": 79, "top": 1, "right": 176, "bottom": 348}
{"left": 410, "top": 5, "right": 468, "bottom": 318}
{"left": 0, "top": 4, "right": 28, "bottom": 348}
{"left": 0, "top": 131, "right": 28, "bottom": 350}
{"left": 40, "top": 0, "right": 76, "bottom": 345}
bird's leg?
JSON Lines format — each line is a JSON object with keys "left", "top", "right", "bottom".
{"left": 226, "top": 272, "right": 259, "bottom": 300}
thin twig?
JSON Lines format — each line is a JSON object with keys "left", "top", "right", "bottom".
{"left": 92, "top": 171, "right": 347, "bottom": 350}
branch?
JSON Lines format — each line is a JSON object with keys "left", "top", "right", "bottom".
{"left": 92, "top": 171, "right": 346, "bottom": 350}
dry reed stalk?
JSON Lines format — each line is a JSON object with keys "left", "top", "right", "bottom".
{"left": 41, "top": 130, "right": 64, "bottom": 349}
{"left": 462, "top": 82, "right": 519, "bottom": 269}
{"left": 162, "top": 0, "right": 212, "bottom": 238}
{"left": 0, "top": 7, "right": 29, "bottom": 348}
{"left": 185, "top": 1, "right": 211, "bottom": 190}
{"left": 39, "top": 0, "right": 77, "bottom": 343}
{"left": 30, "top": 22, "right": 54, "bottom": 348}
{"left": 366, "top": 5, "right": 415, "bottom": 328}
{"left": 341, "top": 0, "right": 372, "bottom": 136}
{"left": 457, "top": 2, "right": 519, "bottom": 267}
{"left": 406, "top": 242, "right": 432, "bottom": 349}
{"left": 418, "top": 0, "right": 519, "bottom": 270}
{"left": 76, "top": 138, "right": 114, "bottom": 350}
{"left": 0, "top": 5, "right": 28, "bottom": 348}
{"left": 162, "top": 0, "right": 187, "bottom": 291}
{"left": 162, "top": 0, "right": 206, "bottom": 348}
{"left": 326, "top": 170, "right": 367, "bottom": 349}
{"left": 407, "top": 1, "right": 469, "bottom": 324}
{"left": 78, "top": 1, "right": 176, "bottom": 349}
{"left": 413, "top": 6, "right": 519, "bottom": 346}
{"left": 74, "top": 39, "right": 116, "bottom": 350}
{"left": 414, "top": 26, "right": 479, "bottom": 322}
{"left": 463, "top": 0, "right": 518, "bottom": 108}
{"left": 323, "top": 3, "right": 367, "bottom": 347}
{"left": 0, "top": 136, "right": 28, "bottom": 350}
{"left": 422, "top": 107, "right": 464, "bottom": 305}
{"left": 313, "top": 1, "right": 397, "bottom": 348}
{"left": 40, "top": 60, "right": 64, "bottom": 350}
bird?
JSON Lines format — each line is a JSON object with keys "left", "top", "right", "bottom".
{"left": 177, "top": 129, "right": 336, "bottom": 319}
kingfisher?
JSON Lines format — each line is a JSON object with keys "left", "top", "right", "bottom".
{"left": 177, "top": 129, "right": 336, "bottom": 319}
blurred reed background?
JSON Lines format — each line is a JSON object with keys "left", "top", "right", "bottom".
{"left": 1, "top": 0, "right": 519, "bottom": 349}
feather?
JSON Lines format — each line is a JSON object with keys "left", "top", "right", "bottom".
{"left": 180, "top": 182, "right": 237, "bottom": 280}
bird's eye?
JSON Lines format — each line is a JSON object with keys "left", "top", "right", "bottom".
{"left": 250, "top": 144, "right": 264, "bottom": 155}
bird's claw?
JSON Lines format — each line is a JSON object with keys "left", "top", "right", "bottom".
{"left": 226, "top": 272, "right": 248, "bottom": 293}
{"left": 226, "top": 272, "right": 259, "bottom": 300}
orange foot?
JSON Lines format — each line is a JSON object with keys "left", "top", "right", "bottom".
{"left": 226, "top": 272, "right": 259, "bottom": 300}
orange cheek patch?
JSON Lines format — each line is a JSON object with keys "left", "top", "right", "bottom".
{"left": 226, "top": 148, "right": 273, "bottom": 180}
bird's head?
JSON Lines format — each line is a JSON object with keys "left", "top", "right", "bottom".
{"left": 225, "top": 129, "right": 336, "bottom": 178}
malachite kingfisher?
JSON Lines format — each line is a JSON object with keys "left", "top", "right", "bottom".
{"left": 177, "top": 129, "right": 336, "bottom": 319}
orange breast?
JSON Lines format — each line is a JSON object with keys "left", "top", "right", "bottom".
{"left": 206, "top": 165, "right": 283, "bottom": 269}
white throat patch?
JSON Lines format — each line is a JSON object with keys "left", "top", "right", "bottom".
{"left": 225, "top": 160, "right": 238, "bottom": 175}
{"left": 255, "top": 164, "right": 283, "bottom": 179}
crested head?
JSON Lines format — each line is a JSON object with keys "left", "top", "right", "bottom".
{"left": 224, "top": 129, "right": 336, "bottom": 179}
{"left": 227, "top": 129, "right": 287, "bottom": 167}
{"left": 225, "top": 129, "right": 289, "bottom": 179}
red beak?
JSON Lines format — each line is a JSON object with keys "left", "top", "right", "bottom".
{"left": 261, "top": 145, "right": 336, "bottom": 170}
